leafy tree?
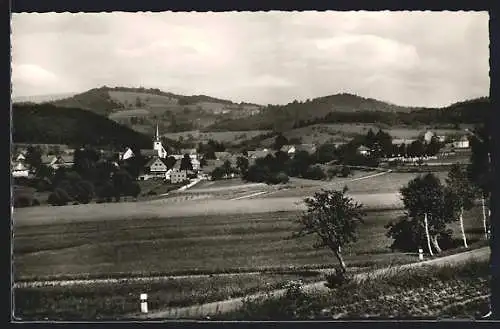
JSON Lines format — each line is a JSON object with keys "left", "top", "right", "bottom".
{"left": 222, "top": 159, "right": 233, "bottom": 176}
{"left": 48, "top": 188, "right": 72, "bottom": 206}
{"left": 386, "top": 173, "right": 456, "bottom": 254}
{"left": 426, "top": 136, "right": 442, "bottom": 156}
{"left": 303, "top": 165, "right": 326, "bottom": 180}
{"left": 293, "top": 187, "right": 365, "bottom": 275}
{"left": 74, "top": 180, "right": 95, "bottom": 204}
{"left": 236, "top": 156, "right": 249, "bottom": 175}
{"left": 315, "top": 144, "right": 337, "bottom": 164}
{"left": 211, "top": 166, "right": 225, "bottom": 180}
{"left": 375, "top": 129, "right": 393, "bottom": 157}
{"left": 407, "top": 140, "right": 425, "bottom": 157}
{"left": 25, "top": 145, "right": 42, "bottom": 170}
{"left": 446, "top": 164, "right": 477, "bottom": 247}
{"left": 126, "top": 182, "right": 141, "bottom": 199}
{"left": 199, "top": 157, "right": 208, "bottom": 168}
{"left": 96, "top": 181, "right": 115, "bottom": 202}
{"left": 35, "top": 164, "right": 54, "bottom": 180}
{"left": 112, "top": 169, "right": 133, "bottom": 202}
{"left": 398, "top": 143, "right": 407, "bottom": 157}
{"left": 288, "top": 151, "right": 312, "bottom": 178}
{"left": 340, "top": 166, "right": 351, "bottom": 178}
{"left": 180, "top": 154, "right": 193, "bottom": 172}
{"left": 165, "top": 156, "right": 177, "bottom": 170}
{"left": 273, "top": 134, "right": 289, "bottom": 151}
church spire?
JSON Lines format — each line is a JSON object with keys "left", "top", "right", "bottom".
{"left": 155, "top": 123, "right": 160, "bottom": 141}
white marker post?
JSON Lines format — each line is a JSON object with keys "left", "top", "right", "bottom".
{"left": 140, "top": 293, "right": 148, "bottom": 313}
{"left": 418, "top": 248, "right": 424, "bottom": 261}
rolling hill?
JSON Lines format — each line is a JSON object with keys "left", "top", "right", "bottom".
{"left": 207, "top": 95, "right": 489, "bottom": 132}
{"left": 12, "top": 103, "right": 154, "bottom": 149}
{"left": 45, "top": 86, "right": 263, "bottom": 134}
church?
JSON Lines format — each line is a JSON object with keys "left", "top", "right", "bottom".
{"left": 139, "top": 124, "right": 168, "bottom": 159}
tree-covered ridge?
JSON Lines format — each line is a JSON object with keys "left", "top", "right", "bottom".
{"left": 208, "top": 96, "right": 490, "bottom": 131}
{"left": 12, "top": 103, "right": 153, "bottom": 149}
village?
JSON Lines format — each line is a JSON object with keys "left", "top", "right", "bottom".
{"left": 11, "top": 124, "right": 473, "bottom": 208}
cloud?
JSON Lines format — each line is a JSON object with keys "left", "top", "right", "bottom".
{"left": 11, "top": 11, "right": 489, "bottom": 107}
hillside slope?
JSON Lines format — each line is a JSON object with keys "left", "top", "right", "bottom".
{"left": 208, "top": 95, "right": 489, "bottom": 131}
{"left": 12, "top": 103, "right": 153, "bottom": 149}
{"left": 47, "top": 86, "right": 263, "bottom": 134}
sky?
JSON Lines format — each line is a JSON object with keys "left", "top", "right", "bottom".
{"left": 11, "top": 11, "right": 489, "bottom": 107}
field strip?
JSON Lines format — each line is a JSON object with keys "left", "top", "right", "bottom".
{"left": 229, "top": 191, "right": 268, "bottom": 201}
{"left": 14, "top": 265, "right": 370, "bottom": 289}
{"left": 440, "top": 294, "right": 490, "bottom": 313}
{"left": 131, "top": 247, "right": 490, "bottom": 320}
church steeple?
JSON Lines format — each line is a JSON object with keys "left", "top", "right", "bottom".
{"left": 153, "top": 123, "right": 167, "bottom": 159}
{"left": 155, "top": 124, "right": 160, "bottom": 142}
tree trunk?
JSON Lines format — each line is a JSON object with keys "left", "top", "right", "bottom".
{"left": 459, "top": 207, "right": 468, "bottom": 248}
{"left": 482, "top": 196, "right": 489, "bottom": 239}
{"left": 424, "top": 213, "right": 434, "bottom": 256}
{"left": 431, "top": 235, "right": 442, "bottom": 254}
{"left": 333, "top": 246, "right": 347, "bottom": 274}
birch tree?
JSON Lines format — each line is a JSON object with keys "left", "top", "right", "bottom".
{"left": 446, "top": 164, "right": 476, "bottom": 248}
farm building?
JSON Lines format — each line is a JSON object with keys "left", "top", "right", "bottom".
{"left": 120, "top": 147, "right": 135, "bottom": 160}
{"left": 181, "top": 148, "right": 197, "bottom": 155}
{"left": 357, "top": 145, "right": 371, "bottom": 156}
{"left": 280, "top": 145, "right": 296, "bottom": 155}
{"left": 11, "top": 161, "right": 29, "bottom": 178}
{"left": 41, "top": 155, "right": 74, "bottom": 170}
{"left": 452, "top": 136, "right": 470, "bottom": 149}
{"left": 424, "top": 130, "right": 435, "bottom": 143}
{"left": 168, "top": 169, "right": 188, "bottom": 184}
{"left": 214, "top": 152, "right": 231, "bottom": 160}
{"left": 392, "top": 139, "right": 417, "bottom": 145}
{"left": 145, "top": 156, "right": 169, "bottom": 174}
{"left": 248, "top": 149, "right": 270, "bottom": 159}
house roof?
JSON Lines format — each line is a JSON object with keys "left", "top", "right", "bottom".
{"left": 248, "top": 149, "right": 270, "bottom": 158}
{"left": 357, "top": 145, "right": 370, "bottom": 151}
{"left": 392, "top": 139, "right": 417, "bottom": 145}
{"left": 145, "top": 156, "right": 167, "bottom": 168}
{"left": 280, "top": 145, "right": 295, "bottom": 152}
{"left": 295, "top": 144, "right": 317, "bottom": 153}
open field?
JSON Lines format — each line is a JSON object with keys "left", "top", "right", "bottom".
{"left": 162, "top": 130, "right": 270, "bottom": 144}
{"left": 14, "top": 272, "right": 321, "bottom": 320}
{"left": 258, "top": 124, "right": 472, "bottom": 146}
{"left": 14, "top": 203, "right": 485, "bottom": 281}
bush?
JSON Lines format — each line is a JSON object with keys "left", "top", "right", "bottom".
{"left": 14, "top": 194, "right": 33, "bottom": 208}
{"left": 340, "top": 166, "right": 351, "bottom": 177}
{"left": 126, "top": 182, "right": 141, "bottom": 198}
{"left": 48, "top": 188, "right": 71, "bottom": 206}
{"left": 31, "top": 198, "right": 40, "bottom": 206}
{"left": 303, "top": 165, "right": 326, "bottom": 180}
{"left": 274, "top": 172, "right": 290, "bottom": 184}
{"left": 74, "top": 180, "right": 94, "bottom": 204}
{"left": 324, "top": 268, "right": 353, "bottom": 289}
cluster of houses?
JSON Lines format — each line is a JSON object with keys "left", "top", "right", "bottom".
{"left": 11, "top": 127, "right": 473, "bottom": 182}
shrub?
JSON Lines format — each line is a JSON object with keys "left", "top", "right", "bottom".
{"left": 48, "top": 188, "right": 71, "bottom": 206}
{"left": 74, "top": 180, "right": 94, "bottom": 204}
{"left": 340, "top": 166, "right": 351, "bottom": 177}
{"left": 324, "top": 268, "right": 353, "bottom": 289}
{"left": 31, "top": 198, "right": 40, "bottom": 206}
{"left": 14, "top": 194, "right": 33, "bottom": 208}
{"left": 303, "top": 165, "right": 326, "bottom": 180}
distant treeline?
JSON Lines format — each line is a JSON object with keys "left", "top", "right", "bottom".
{"left": 208, "top": 97, "right": 490, "bottom": 132}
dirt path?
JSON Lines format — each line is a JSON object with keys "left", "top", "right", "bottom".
{"left": 131, "top": 247, "right": 490, "bottom": 320}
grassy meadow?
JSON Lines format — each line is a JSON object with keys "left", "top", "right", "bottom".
{"left": 14, "top": 203, "right": 486, "bottom": 281}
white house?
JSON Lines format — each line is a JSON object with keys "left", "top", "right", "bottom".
{"left": 452, "top": 136, "right": 470, "bottom": 149}
{"left": 424, "top": 131, "right": 435, "bottom": 143}
{"left": 121, "top": 147, "right": 135, "bottom": 160}
{"left": 145, "top": 156, "right": 168, "bottom": 174}
{"left": 357, "top": 145, "right": 370, "bottom": 156}
{"left": 12, "top": 161, "right": 29, "bottom": 178}
{"left": 169, "top": 169, "right": 188, "bottom": 184}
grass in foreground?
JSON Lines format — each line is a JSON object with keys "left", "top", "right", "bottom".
{"left": 14, "top": 273, "right": 321, "bottom": 321}
{"left": 215, "top": 259, "right": 490, "bottom": 320}
{"left": 14, "top": 206, "right": 485, "bottom": 280}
